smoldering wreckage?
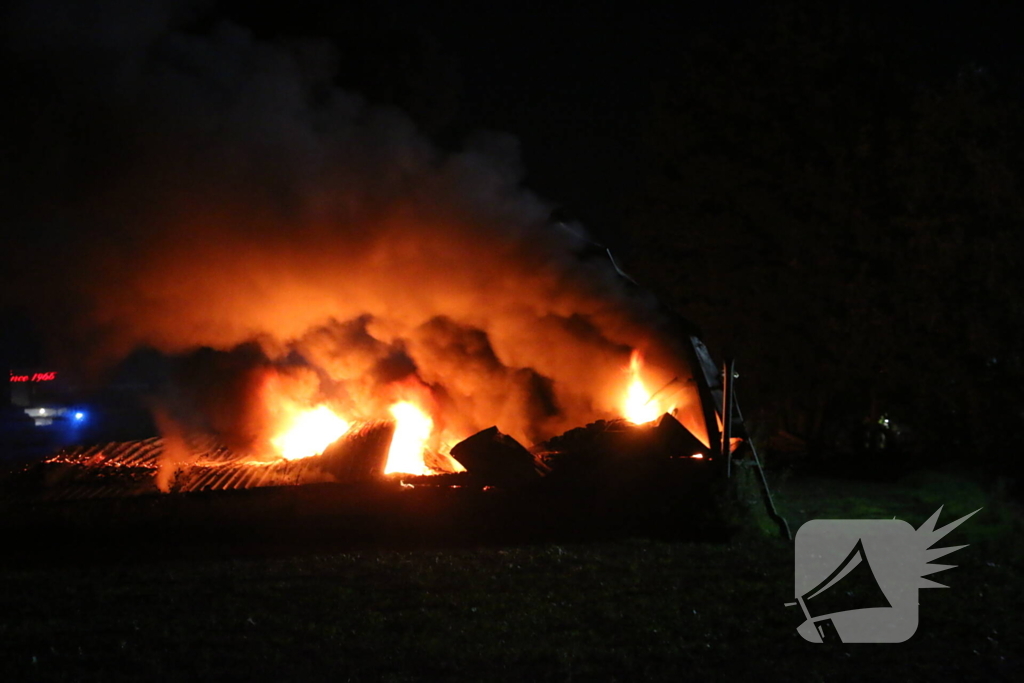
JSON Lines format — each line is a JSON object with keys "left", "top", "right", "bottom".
{"left": 3, "top": 279, "right": 789, "bottom": 547}
{"left": 0, "top": 7, "right": 787, "bottom": 548}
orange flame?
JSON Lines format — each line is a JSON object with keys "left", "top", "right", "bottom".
{"left": 384, "top": 401, "right": 434, "bottom": 475}
{"left": 622, "top": 350, "right": 664, "bottom": 424}
{"left": 270, "top": 404, "right": 351, "bottom": 460}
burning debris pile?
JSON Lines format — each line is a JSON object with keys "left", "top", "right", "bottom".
{"left": 4, "top": 311, "right": 785, "bottom": 543}
{"left": 537, "top": 413, "right": 711, "bottom": 482}
{"left": 0, "top": 2, "right": 789, "bottom": 543}
{"left": 2, "top": 416, "right": 740, "bottom": 553}
{"left": 7, "top": 352, "right": 713, "bottom": 503}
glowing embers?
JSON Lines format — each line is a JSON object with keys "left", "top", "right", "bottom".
{"left": 384, "top": 401, "right": 434, "bottom": 475}
{"left": 622, "top": 350, "right": 672, "bottom": 425}
{"left": 271, "top": 405, "right": 351, "bottom": 461}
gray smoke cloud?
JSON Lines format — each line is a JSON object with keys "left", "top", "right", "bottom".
{"left": 1, "top": 0, "right": 705, "bottom": 450}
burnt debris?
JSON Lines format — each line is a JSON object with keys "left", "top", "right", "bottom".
{"left": 449, "top": 426, "right": 549, "bottom": 488}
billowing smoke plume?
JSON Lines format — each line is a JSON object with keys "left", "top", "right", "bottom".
{"left": 1, "top": 1, "right": 703, "bottom": 450}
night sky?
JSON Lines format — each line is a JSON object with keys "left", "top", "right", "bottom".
{"left": 212, "top": 0, "right": 1024, "bottom": 240}
{"left": 3, "top": 0, "right": 1020, "bottom": 302}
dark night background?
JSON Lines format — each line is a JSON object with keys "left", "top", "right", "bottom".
{"left": 3, "top": 0, "right": 1024, "bottom": 479}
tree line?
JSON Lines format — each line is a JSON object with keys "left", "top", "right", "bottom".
{"left": 622, "top": 7, "right": 1024, "bottom": 476}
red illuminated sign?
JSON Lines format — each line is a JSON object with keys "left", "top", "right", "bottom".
{"left": 9, "top": 371, "right": 57, "bottom": 383}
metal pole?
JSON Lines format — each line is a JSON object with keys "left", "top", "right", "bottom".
{"left": 747, "top": 435, "right": 793, "bottom": 540}
{"left": 724, "top": 361, "right": 792, "bottom": 540}
{"left": 721, "top": 358, "right": 734, "bottom": 477}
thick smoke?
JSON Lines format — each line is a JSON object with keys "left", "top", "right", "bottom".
{"left": 1, "top": 1, "right": 703, "bottom": 449}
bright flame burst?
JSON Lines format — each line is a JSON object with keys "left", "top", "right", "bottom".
{"left": 271, "top": 405, "right": 351, "bottom": 460}
{"left": 384, "top": 401, "right": 434, "bottom": 475}
{"left": 623, "top": 350, "right": 662, "bottom": 424}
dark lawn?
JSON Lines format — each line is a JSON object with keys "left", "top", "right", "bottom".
{"left": 0, "top": 470, "right": 1020, "bottom": 682}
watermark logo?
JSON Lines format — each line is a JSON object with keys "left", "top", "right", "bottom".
{"left": 787, "top": 506, "right": 979, "bottom": 643}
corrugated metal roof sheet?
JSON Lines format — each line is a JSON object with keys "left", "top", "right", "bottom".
{"left": 12, "top": 421, "right": 397, "bottom": 500}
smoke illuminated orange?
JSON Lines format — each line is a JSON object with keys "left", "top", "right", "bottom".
{"left": 270, "top": 405, "right": 351, "bottom": 460}
{"left": 384, "top": 401, "right": 434, "bottom": 475}
{"left": 622, "top": 350, "right": 664, "bottom": 424}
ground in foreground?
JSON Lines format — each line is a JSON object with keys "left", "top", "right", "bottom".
{"left": 0, "top": 470, "right": 1020, "bottom": 682}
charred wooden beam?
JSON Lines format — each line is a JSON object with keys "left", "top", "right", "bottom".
{"left": 320, "top": 420, "right": 396, "bottom": 483}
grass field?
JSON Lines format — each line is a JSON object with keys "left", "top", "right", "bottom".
{"left": 1, "top": 469, "right": 1021, "bottom": 682}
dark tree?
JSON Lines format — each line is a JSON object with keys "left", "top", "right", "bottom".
{"left": 624, "top": 6, "right": 1024, "bottom": 472}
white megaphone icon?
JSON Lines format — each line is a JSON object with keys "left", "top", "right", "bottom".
{"left": 792, "top": 538, "right": 891, "bottom": 642}
{"left": 788, "top": 508, "right": 979, "bottom": 643}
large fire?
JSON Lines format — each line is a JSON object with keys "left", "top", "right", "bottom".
{"left": 5, "top": 7, "right": 724, "bottom": 493}
{"left": 269, "top": 348, "right": 674, "bottom": 467}
{"left": 384, "top": 401, "right": 434, "bottom": 475}
{"left": 264, "top": 390, "right": 457, "bottom": 476}
{"left": 271, "top": 404, "right": 351, "bottom": 460}
{"left": 622, "top": 350, "right": 670, "bottom": 425}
